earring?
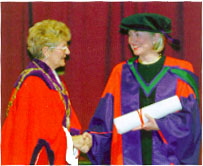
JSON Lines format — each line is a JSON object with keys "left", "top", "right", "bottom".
{"left": 153, "top": 41, "right": 158, "bottom": 51}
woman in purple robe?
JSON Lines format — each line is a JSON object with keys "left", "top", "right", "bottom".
{"left": 74, "top": 13, "right": 201, "bottom": 165}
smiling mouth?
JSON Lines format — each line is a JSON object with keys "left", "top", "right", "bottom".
{"left": 131, "top": 44, "right": 139, "bottom": 50}
{"left": 131, "top": 45, "right": 138, "bottom": 51}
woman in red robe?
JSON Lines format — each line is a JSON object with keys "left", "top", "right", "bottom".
{"left": 1, "top": 19, "right": 81, "bottom": 165}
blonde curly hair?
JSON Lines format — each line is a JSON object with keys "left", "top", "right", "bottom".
{"left": 27, "top": 19, "right": 71, "bottom": 59}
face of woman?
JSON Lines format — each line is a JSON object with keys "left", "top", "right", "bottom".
{"left": 128, "top": 30, "right": 154, "bottom": 56}
{"left": 47, "top": 41, "right": 70, "bottom": 70}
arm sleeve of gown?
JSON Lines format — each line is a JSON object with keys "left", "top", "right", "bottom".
{"left": 86, "top": 66, "right": 121, "bottom": 165}
{"left": 87, "top": 94, "right": 113, "bottom": 165}
{"left": 156, "top": 78, "right": 201, "bottom": 164}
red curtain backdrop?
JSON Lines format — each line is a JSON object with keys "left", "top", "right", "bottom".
{"left": 1, "top": 2, "right": 202, "bottom": 163}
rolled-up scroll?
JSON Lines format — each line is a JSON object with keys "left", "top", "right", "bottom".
{"left": 114, "top": 95, "right": 182, "bottom": 134}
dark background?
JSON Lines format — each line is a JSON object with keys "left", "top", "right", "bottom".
{"left": 1, "top": 2, "right": 202, "bottom": 164}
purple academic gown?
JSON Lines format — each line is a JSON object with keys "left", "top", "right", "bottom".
{"left": 87, "top": 56, "right": 201, "bottom": 165}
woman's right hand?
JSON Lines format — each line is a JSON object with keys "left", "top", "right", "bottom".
{"left": 72, "top": 132, "right": 92, "bottom": 153}
{"left": 81, "top": 132, "right": 93, "bottom": 153}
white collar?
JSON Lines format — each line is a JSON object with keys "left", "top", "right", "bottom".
{"left": 52, "top": 70, "right": 61, "bottom": 85}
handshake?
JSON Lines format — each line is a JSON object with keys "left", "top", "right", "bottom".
{"left": 72, "top": 132, "right": 93, "bottom": 153}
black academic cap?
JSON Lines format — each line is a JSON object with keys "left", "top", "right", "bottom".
{"left": 120, "top": 13, "right": 180, "bottom": 50}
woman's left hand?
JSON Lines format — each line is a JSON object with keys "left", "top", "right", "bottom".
{"left": 142, "top": 113, "right": 159, "bottom": 131}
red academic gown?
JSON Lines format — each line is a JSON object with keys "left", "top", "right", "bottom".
{"left": 1, "top": 59, "right": 81, "bottom": 165}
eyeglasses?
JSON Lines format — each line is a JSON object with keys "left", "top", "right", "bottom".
{"left": 49, "top": 46, "right": 68, "bottom": 51}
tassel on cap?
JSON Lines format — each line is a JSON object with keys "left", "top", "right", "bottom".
{"left": 161, "top": 30, "right": 181, "bottom": 50}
